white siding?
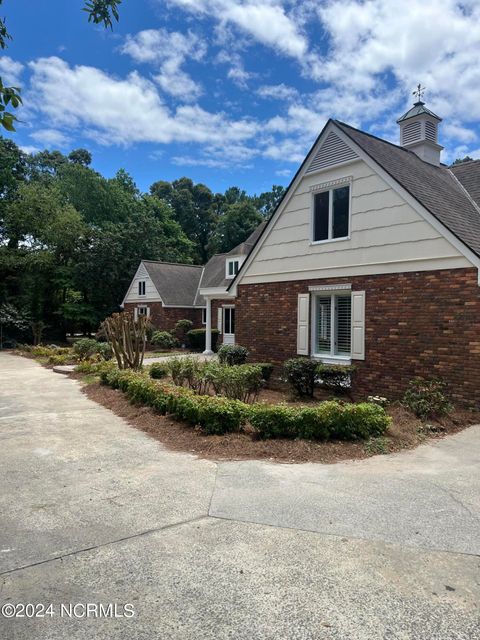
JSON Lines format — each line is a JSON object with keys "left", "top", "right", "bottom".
{"left": 241, "top": 159, "right": 472, "bottom": 284}
{"left": 124, "top": 263, "right": 162, "bottom": 303}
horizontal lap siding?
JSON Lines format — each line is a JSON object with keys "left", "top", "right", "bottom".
{"left": 242, "top": 160, "right": 471, "bottom": 283}
{"left": 235, "top": 268, "right": 480, "bottom": 407}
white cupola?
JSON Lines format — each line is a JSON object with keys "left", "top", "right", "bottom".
{"left": 397, "top": 85, "right": 443, "bottom": 166}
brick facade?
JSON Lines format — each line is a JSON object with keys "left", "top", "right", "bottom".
{"left": 123, "top": 302, "right": 203, "bottom": 332}
{"left": 235, "top": 268, "right": 480, "bottom": 407}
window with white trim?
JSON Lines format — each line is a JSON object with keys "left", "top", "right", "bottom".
{"left": 137, "top": 306, "right": 149, "bottom": 316}
{"left": 223, "top": 307, "right": 235, "bottom": 334}
{"left": 226, "top": 259, "right": 240, "bottom": 279}
{"left": 313, "top": 292, "right": 351, "bottom": 357}
{"left": 202, "top": 308, "right": 207, "bottom": 325}
{"left": 138, "top": 280, "right": 146, "bottom": 296}
{"left": 313, "top": 184, "right": 350, "bottom": 242}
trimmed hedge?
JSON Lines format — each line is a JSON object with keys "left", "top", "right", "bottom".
{"left": 186, "top": 328, "right": 220, "bottom": 351}
{"left": 249, "top": 401, "right": 391, "bottom": 441}
{"left": 98, "top": 366, "right": 391, "bottom": 442}
{"left": 148, "top": 362, "right": 169, "bottom": 379}
{"left": 99, "top": 367, "right": 248, "bottom": 435}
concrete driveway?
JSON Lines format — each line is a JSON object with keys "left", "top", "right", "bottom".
{"left": 1, "top": 352, "right": 479, "bottom": 639}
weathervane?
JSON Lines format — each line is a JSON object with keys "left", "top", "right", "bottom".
{"left": 413, "top": 83, "right": 426, "bottom": 103}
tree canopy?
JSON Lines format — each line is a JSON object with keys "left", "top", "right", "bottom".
{"left": 0, "top": 136, "right": 284, "bottom": 343}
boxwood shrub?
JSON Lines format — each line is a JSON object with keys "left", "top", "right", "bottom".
{"left": 283, "top": 358, "right": 318, "bottom": 397}
{"left": 186, "top": 328, "right": 220, "bottom": 351}
{"left": 217, "top": 344, "right": 248, "bottom": 366}
{"left": 148, "top": 362, "right": 169, "bottom": 379}
{"left": 249, "top": 400, "right": 390, "bottom": 441}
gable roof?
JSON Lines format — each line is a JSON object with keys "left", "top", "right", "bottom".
{"left": 142, "top": 261, "right": 203, "bottom": 306}
{"left": 228, "top": 119, "right": 480, "bottom": 290}
{"left": 450, "top": 160, "right": 480, "bottom": 208}
{"left": 334, "top": 121, "right": 480, "bottom": 258}
{"left": 197, "top": 222, "right": 268, "bottom": 300}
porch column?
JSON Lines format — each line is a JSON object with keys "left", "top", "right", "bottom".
{"left": 203, "top": 297, "right": 213, "bottom": 355}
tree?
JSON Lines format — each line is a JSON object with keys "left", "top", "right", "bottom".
{"left": 68, "top": 148, "right": 92, "bottom": 167}
{"left": 209, "top": 201, "right": 262, "bottom": 254}
{"left": 253, "top": 185, "right": 286, "bottom": 216}
{"left": 0, "top": 0, "right": 121, "bottom": 131}
{"left": 151, "top": 177, "right": 217, "bottom": 263}
{"left": 451, "top": 156, "right": 474, "bottom": 165}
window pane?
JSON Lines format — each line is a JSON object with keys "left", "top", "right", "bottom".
{"left": 335, "top": 295, "right": 351, "bottom": 355}
{"left": 313, "top": 191, "right": 329, "bottom": 241}
{"left": 332, "top": 186, "right": 349, "bottom": 238}
{"left": 230, "top": 308, "right": 235, "bottom": 334}
{"left": 315, "top": 296, "right": 331, "bottom": 353}
{"left": 224, "top": 308, "right": 231, "bottom": 334}
{"left": 233, "top": 261, "right": 239, "bottom": 275}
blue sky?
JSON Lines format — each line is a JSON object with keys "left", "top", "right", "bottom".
{"left": 2, "top": 0, "right": 480, "bottom": 194}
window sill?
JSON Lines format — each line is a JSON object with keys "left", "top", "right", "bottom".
{"left": 310, "top": 236, "right": 350, "bottom": 246}
{"left": 311, "top": 355, "right": 352, "bottom": 366}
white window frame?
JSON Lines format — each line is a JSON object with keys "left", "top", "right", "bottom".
{"left": 223, "top": 305, "right": 235, "bottom": 336}
{"left": 202, "top": 308, "right": 207, "bottom": 325}
{"left": 310, "top": 178, "right": 352, "bottom": 245}
{"left": 311, "top": 290, "right": 352, "bottom": 363}
{"left": 225, "top": 257, "right": 243, "bottom": 279}
{"left": 138, "top": 280, "right": 146, "bottom": 296}
{"left": 137, "top": 306, "right": 149, "bottom": 317}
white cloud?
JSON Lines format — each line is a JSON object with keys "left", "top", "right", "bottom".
{"left": 27, "top": 57, "right": 258, "bottom": 148}
{"left": 121, "top": 28, "right": 206, "bottom": 100}
{"left": 257, "top": 83, "right": 298, "bottom": 101}
{"left": 30, "top": 128, "right": 71, "bottom": 147}
{"left": 166, "top": 0, "right": 307, "bottom": 59}
{"left": 19, "top": 144, "right": 41, "bottom": 155}
{"left": 275, "top": 168, "right": 291, "bottom": 177}
{"left": 0, "top": 56, "right": 24, "bottom": 86}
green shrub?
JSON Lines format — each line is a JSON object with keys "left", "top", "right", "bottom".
{"left": 402, "top": 377, "right": 453, "bottom": 420}
{"left": 197, "top": 396, "right": 248, "bottom": 434}
{"left": 174, "top": 319, "right": 193, "bottom": 345}
{"left": 47, "top": 353, "right": 77, "bottom": 365}
{"left": 283, "top": 358, "right": 318, "bottom": 397}
{"left": 217, "top": 344, "right": 249, "bottom": 366}
{"left": 249, "top": 400, "right": 391, "bottom": 441}
{"left": 186, "top": 328, "right": 219, "bottom": 351}
{"left": 31, "top": 345, "right": 71, "bottom": 358}
{"left": 151, "top": 330, "right": 178, "bottom": 350}
{"left": 256, "top": 363, "right": 274, "bottom": 382}
{"left": 73, "top": 338, "right": 112, "bottom": 361}
{"left": 75, "top": 360, "right": 116, "bottom": 376}
{"left": 208, "top": 363, "right": 263, "bottom": 403}
{"left": 148, "top": 362, "right": 169, "bottom": 379}
{"left": 249, "top": 404, "right": 299, "bottom": 439}
{"left": 316, "top": 364, "right": 356, "bottom": 393}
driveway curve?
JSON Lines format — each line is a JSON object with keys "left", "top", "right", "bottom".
{"left": 1, "top": 352, "right": 479, "bottom": 640}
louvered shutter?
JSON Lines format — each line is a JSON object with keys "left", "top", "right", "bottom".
{"left": 134, "top": 307, "right": 138, "bottom": 321}
{"left": 297, "top": 294, "right": 310, "bottom": 355}
{"left": 217, "top": 307, "right": 223, "bottom": 333}
{"left": 351, "top": 291, "right": 365, "bottom": 360}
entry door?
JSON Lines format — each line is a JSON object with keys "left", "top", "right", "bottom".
{"left": 223, "top": 306, "right": 235, "bottom": 345}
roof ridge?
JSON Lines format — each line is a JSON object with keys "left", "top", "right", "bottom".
{"left": 450, "top": 159, "right": 480, "bottom": 168}
{"left": 142, "top": 260, "right": 203, "bottom": 268}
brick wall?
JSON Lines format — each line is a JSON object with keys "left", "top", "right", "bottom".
{"left": 235, "top": 268, "right": 480, "bottom": 406}
{"left": 123, "top": 302, "right": 203, "bottom": 332}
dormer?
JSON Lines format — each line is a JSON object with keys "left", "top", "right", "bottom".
{"left": 397, "top": 91, "right": 443, "bottom": 166}
{"left": 225, "top": 256, "right": 244, "bottom": 279}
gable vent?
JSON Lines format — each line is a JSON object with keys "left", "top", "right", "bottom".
{"left": 138, "top": 263, "right": 148, "bottom": 278}
{"left": 401, "top": 121, "right": 421, "bottom": 145}
{"left": 306, "top": 131, "right": 358, "bottom": 174}
{"left": 425, "top": 120, "right": 437, "bottom": 142}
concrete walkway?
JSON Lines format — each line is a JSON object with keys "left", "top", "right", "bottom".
{"left": 1, "top": 352, "right": 479, "bottom": 639}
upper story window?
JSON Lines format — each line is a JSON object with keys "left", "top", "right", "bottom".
{"left": 226, "top": 258, "right": 240, "bottom": 279}
{"left": 312, "top": 184, "right": 350, "bottom": 243}
{"left": 138, "top": 280, "right": 146, "bottom": 296}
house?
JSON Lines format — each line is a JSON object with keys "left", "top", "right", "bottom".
{"left": 122, "top": 223, "right": 266, "bottom": 347}
{"left": 214, "top": 97, "right": 480, "bottom": 406}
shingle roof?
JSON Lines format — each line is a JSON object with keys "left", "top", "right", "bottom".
{"left": 450, "top": 160, "right": 480, "bottom": 208}
{"left": 335, "top": 121, "right": 480, "bottom": 258}
{"left": 396, "top": 101, "right": 442, "bottom": 123}
{"left": 197, "top": 223, "right": 268, "bottom": 297}
{"left": 142, "top": 261, "right": 203, "bottom": 306}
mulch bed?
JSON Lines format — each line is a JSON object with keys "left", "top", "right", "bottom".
{"left": 80, "top": 379, "right": 480, "bottom": 464}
